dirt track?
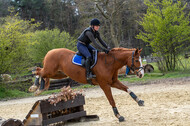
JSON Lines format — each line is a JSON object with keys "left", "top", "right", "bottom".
{"left": 0, "top": 77, "right": 190, "bottom": 126}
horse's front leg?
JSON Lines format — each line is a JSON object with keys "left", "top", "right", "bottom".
{"left": 99, "top": 84, "right": 125, "bottom": 122}
{"left": 111, "top": 80, "right": 144, "bottom": 106}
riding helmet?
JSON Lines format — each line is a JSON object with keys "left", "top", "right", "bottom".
{"left": 90, "top": 18, "right": 100, "bottom": 26}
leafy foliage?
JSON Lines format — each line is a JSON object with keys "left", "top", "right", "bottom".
{"left": 137, "top": 0, "right": 190, "bottom": 71}
{"left": 28, "top": 28, "right": 76, "bottom": 63}
{"left": 0, "top": 12, "right": 40, "bottom": 74}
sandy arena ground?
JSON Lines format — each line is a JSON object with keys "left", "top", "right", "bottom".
{"left": 0, "top": 77, "right": 190, "bottom": 126}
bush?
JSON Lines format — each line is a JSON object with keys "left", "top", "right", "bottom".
{"left": 0, "top": 13, "right": 40, "bottom": 74}
{"left": 28, "top": 28, "right": 76, "bottom": 63}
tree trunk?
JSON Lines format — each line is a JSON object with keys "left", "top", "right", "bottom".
{"left": 110, "top": 20, "right": 119, "bottom": 47}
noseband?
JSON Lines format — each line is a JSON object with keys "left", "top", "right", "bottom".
{"left": 129, "top": 51, "right": 143, "bottom": 75}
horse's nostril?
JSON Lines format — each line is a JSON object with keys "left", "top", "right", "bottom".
{"left": 139, "top": 74, "right": 142, "bottom": 78}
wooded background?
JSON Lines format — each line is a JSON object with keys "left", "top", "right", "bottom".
{"left": 0, "top": 0, "right": 190, "bottom": 74}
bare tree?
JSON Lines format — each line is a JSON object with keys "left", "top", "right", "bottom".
{"left": 94, "top": 0, "right": 127, "bottom": 47}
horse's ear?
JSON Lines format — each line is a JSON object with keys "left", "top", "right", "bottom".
{"left": 139, "top": 48, "right": 142, "bottom": 53}
{"left": 135, "top": 48, "right": 139, "bottom": 55}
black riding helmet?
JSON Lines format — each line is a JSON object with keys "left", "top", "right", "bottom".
{"left": 90, "top": 18, "right": 100, "bottom": 26}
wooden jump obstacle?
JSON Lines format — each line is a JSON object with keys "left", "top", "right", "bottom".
{"left": 23, "top": 94, "right": 99, "bottom": 126}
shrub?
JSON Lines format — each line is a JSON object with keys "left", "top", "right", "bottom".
{"left": 28, "top": 28, "right": 76, "bottom": 63}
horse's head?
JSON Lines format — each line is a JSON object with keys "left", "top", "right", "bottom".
{"left": 127, "top": 48, "right": 144, "bottom": 78}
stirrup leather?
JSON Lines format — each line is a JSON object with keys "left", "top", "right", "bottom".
{"left": 87, "top": 72, "right": 96, "bottom": 80}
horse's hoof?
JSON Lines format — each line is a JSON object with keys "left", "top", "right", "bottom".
{"left": 34, "top": 89, "right": 43, "bottom": 96}
{"left": 138, "top": 100, "right": 144, "bottom": 106}
{"left": 118, "top": 116, "right": 125, "bottom": 122}
{"left": 28, "top": 85, "right": 38, "bottom": 92}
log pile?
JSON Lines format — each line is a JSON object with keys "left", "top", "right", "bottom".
{"left": 48, "top": 86, "right": 83, "bottom": 105}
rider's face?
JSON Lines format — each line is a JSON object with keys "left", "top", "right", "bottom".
{"left": 93, "top": 25, "right": 100, "bottom": 31}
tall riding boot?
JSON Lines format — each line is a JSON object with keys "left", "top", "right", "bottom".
{"left": 39, "top": 77, "right": 45, "bottom": 90}
{"left": 86, "top": 57, "right": 96, "bottom": 80}
{"left": 34, "top": 75, "right": 40, "bottom": 87}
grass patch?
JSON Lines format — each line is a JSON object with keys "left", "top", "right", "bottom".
{"left": 75, "top": 84, "right": 96, "bottom": 89}
{"left": 119, "top": 70, "right": 190, "bottom": 83}
{"left": 0, "top": 86, "right": 32, "bottom": 100}
{"left": 120, "top": 59, "right": 190, "bottom": 83}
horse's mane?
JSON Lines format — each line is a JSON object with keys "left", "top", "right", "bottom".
{"left": 110, "top": 47, "right": 136, "bottom": 52}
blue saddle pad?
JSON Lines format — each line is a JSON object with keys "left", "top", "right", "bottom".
{"left": 72, "top": 50, "right": 97, "bottom": 69}
{"left": 72, "top": 54, "right": 83, "bottom": 66}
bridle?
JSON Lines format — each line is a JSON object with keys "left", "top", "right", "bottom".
{"left": 128, "top": 51, "right": 144, "bottom": 75}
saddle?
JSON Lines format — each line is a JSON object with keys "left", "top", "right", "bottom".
{"left": 72, "top": 50, "right": 98, "bottom": 69}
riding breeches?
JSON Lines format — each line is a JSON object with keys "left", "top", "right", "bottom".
{"left": 77, "top": 42, "right": 96, "bottom": 58}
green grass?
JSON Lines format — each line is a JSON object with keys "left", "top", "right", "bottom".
{"left": 0, "top": 86, "right": 32, "bottom": 100}
{"left": 119, "top": 70, "right": 190, "bottom": 83}
{"left": 75, "top": 84, "right": 96, "bottom": 89}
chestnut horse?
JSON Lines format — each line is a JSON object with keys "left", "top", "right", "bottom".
{"left": 29, "top": 47, "right": 144, "bottom": 122}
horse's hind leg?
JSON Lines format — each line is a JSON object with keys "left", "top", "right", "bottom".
{"left": 34, "top": 71, "right": 68, "bottom": 96}
{"left": 33, "top": 77, "right": 45, "bottom": 96}
{"left": 99, "top": 84, "right": 125, "bottom": 122}
{"left": 111, "top": 80, "right": 144, "bottom": 106}
{"left": 36, "top": 78, "right": 49, "bottom": 90}
{"left": 34, "top": 77, "right": 50, "bottom": 96}
{"left": 28, "top": 75, "right": 40, "bottom": 92}
{"left": 44, "top": 78, "right": 50, "bottom": 90}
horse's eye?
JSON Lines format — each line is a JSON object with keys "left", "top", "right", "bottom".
{"left": 135, "top": 60, "right": 139, "bottom": 62}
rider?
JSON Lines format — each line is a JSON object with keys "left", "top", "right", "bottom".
{"left": 77, "top": 18, "right": 110, "bottom": 80}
